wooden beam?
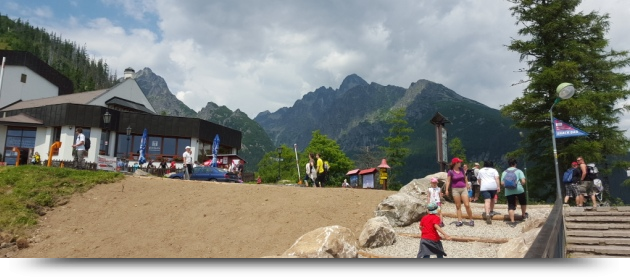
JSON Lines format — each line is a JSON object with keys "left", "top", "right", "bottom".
{"left": 397, "top": 233, "right": 509, "bottom": 244}
{"left": 441, "top": 212, "right": 523, "bottom": 221}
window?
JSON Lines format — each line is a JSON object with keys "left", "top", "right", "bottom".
{"left": 20, "top": 74, "right": 27, "bottom": 83}
{"left": 4, "top": 127, "right": 36, "bottom": 165}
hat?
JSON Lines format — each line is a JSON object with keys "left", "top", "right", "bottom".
{"left": 185, "top": 146, "right": 191, "bottom": 149}
{"left": 427, "top": 202, "right": 439, "bottom": 214}
{"left": 451, "top": 157, "right": 463, "bottom": 164}
{"left": 474, "top": 162, "right": 479, "bottom": 166}
{"left": 430, "top": 177, "right": 438, "bottom": 183}
{"left": 571, "top": 161, "right": 578, "bottom": 166}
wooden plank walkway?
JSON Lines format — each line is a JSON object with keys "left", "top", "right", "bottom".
{"left": 565, "top": 206, "right": 630, "bottom": 258}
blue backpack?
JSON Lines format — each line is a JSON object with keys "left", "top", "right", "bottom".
{"left": 503, "top": 168, "right": 518, "bottom": 189}
{"left": 562, "top": 168, "right": 574, "bottom": 184}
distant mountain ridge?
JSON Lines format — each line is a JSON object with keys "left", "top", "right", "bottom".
{"left": 133, "top": 68, "right": 275, "bottom": 171}
{"left": 135, "top": 67, "right": 521, "bottom": 183}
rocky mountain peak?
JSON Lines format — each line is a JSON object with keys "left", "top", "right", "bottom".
{"left": 339, "top": 74, "right": 368, "bottom": 93}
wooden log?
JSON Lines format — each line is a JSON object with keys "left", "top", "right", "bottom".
{"left": 441, "top": 212, "right": 523, "bottom": 221}
{"left": 357, "top": 251, "right": 402, "bottom": 259}
{"left": 397, "top": 233, "right": 509, "bottom": 244}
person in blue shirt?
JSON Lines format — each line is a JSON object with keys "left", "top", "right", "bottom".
{"left": 500, "top": 158, "right": 528, "bottom": 227}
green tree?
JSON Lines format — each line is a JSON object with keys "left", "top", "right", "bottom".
{"left": 501, "top": 0, "right": 630, "bottom": 201}
{"left": 448, "top": 137, "right": 467, "bottom": 163}
{"left": 380, "top": 108, "right": 413, "bottom": 189}
{"left": 304, "top": 130, "right": 354, "bottom": 187}
{"left": 255, "top": 145, "right": 294, "bottom": 183}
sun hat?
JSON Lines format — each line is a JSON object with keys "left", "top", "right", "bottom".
{"left": 185, "top": 146, "right": 191, "bottom": 149}
{"left": 427, "top": 202, "right": 439, "bottom": 214}
{"left": 451, "top": 157, "right": 463, "bottom": 164}
{"left": 430, "top": 177, "right": 438, "bottom": 183}
{"left": 474, "top": 162, "right": 479, "bottom": 166}
{"left": 571, "top": 161, "right": 578, "bottom": 166}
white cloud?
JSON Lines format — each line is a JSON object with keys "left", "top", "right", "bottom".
{"left": 4, "top": 0, "right": 630, "bottom": 137}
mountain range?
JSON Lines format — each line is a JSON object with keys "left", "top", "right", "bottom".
{"left": 135, "top": 69, "right": 521, "bottom": 183}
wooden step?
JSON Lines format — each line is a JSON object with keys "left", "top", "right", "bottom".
{"left": 566, "top": 230, "right": 630, "bottom": 238}
{"left": 566, "top": 244, "right": 630, "bottom": 256}
{"left": 568, "top": 252, "right": 628, "bottom": 258}
{"left": 565, "top": 212, "right": 630, "bottom": 217}
{"left": 566, "top": 237, "right": 630, "bottom": 246}
{"left": 564, "top": 216, "right": 630, "bottom": 223}
{"left": 565, "top": 222, "right": 630, "bottom": 230}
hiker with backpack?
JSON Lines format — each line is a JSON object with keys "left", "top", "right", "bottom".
{"left": 466, "top": 162, "right": 481, "bottom": 202}
{"left": 500, "top": 158, "right": 528, "bottom": 227}
{"left": 562, "top": 162, "right": 580, "bottom": 205}
{"left": 72, "top": 127, "right": 87, "bottom": 169}
{"left": 576, "top": 156, "right": 598, "bottom": 207}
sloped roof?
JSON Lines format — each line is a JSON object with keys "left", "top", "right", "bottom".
{"left": 0, "top": 90, "right": 108, "bottom": 111}
{"left": 346, "top": 169, "right": 360, "bottom": 175}
{"left": 0, "top": 113, "right": 44, "bottom": 125}
{"left": 359, "top": 168, "right": 377, "bottom": 175}
{"left": 105, "top": 97, "right": 155, "bottom": 114}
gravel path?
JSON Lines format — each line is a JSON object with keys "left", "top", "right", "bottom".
{"left": 360, "top": 202, "right": 552, "bottom": 258}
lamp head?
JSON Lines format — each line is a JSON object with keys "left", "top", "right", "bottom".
{"left": 556, "top": 83, "right": 575, "bottom": 100}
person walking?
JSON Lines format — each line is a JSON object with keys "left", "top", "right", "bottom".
{"left": 315, "top": 153, "right": 324, "bottom": 188}
{"left": 72, "top": 127, "right": 86, "bottom": 170}
{"left": 471, "top": 162, "right": 481, "bottom": 202}
{"left": 183, "top": 146, "right": 193, "bottom": 180}
{"left": 416, "top": 202, "right": 451, "bottom": 258}
{"left": 576, "top": 156, "right": 597, "bottom": 207}
{"left": 304, "top": 153, "right": 317, "bottom": 187}
{"left": 478, "top": 161, "right": 501, "bottom": 224}
{"left": 564, "top": 162, "right": 580, "bottom": 205}
{"left": 501, "top": 158, "right": 528, "bottom": 227}
{"left": 444, "top": 157, "right": 474, "bottom": 227}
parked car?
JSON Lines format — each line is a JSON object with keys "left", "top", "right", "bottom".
{"left": 169, "top": 166, "right": 241, "bottom": 183}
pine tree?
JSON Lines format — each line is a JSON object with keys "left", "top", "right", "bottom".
{"left": 501, "top": 0, "right": 630, "bottom": 201}
{"left": 380, "top": 108, "right": 413, "bottom": 189}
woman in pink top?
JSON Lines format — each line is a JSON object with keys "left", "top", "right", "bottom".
{"left": 444, "top": 157, "right": 474, "bottom": 227}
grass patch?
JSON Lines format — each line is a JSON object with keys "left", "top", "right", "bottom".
{"left": 0, "top": 166, "right": 124, "bottom": 238}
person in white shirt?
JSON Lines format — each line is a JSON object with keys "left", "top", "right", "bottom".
{"left": 183, "top": 146, "right": 193, "bottom": 180}
{"left": 477, "top": 161, "right": 501, "bottom": 224}
{"left": 427, "top": 177, "right": 445, "bottom": 227}
{"left": 72, "top": 127, "right": 86, "bottom": 169}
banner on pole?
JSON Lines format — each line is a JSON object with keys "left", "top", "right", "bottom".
{"left": 553, "top": 118, "right": 589, "bottom": 138}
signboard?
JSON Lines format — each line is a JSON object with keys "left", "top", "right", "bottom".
{"left": 97, "top": 155, "right": 117, "bottom": 171}
{"left": 441, "top": 127, "right": 448, "bottom": 163}
{"left": 363, "top": 174, "right": 374, "bottom": 189}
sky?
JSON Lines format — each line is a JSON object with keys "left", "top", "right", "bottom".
{"left": 2, "top": 0, "right": 630, "bottom": 137}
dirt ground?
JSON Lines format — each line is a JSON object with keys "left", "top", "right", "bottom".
{"left": 8, "top": 176, "right": 396, "bottom": 258}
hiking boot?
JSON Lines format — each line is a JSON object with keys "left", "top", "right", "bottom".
{"left": 469, "top": 220, "right": 474, "bottom": 227}
{"left": 507, "top": 222, "right": 517, "bottom": 228}
{"left": 486, "top": 215, "right": 492, "bottom": 224}
{"left": 523, "top": 212, "right": 529, "bottom": 220}
{"left": 482, "top": 212, "right": 487, "bottom": 220}
{"left": 455, "top": 221, "right": 463, "bottom": 227}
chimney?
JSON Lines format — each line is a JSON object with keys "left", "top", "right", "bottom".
{"left": 123, "top": 67, "right": 135, "bottom": 79}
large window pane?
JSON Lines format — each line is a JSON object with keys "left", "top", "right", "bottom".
{"left": 177, "top": 138, "right": 191, "bottom": 156}
{"left": 147, "top": 136, "right": 162, "bottom": 156}
{"left": 163, "top": 138, "right": 176, "bottom": 155}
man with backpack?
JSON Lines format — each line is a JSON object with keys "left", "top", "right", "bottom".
{"left": 576, "top": 156, "right": 597, "bottom": 207}
{"left": 466, "top": 163, "right": 481, "bottom": 202}
{"left": 562, "top": 162, "right": 580, "bottom": 205}
{"left": 72, "top": 127, "right": 86, "bottom": 169}
{"left": 500, "top": 158, "right": 527, "bottom": 226}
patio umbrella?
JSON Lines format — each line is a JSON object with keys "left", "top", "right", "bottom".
{"left": 211, "top": 134, "right": 220, "bottom": 167}
{"left": 203, "top": 159, "right": 212, "bottom": 166}
{"left": 138, "top": 128, "right": 148, "bottom": 165}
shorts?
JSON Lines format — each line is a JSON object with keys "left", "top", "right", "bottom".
{"left": 451, "top": 187, "right": 468, "bottom": 197}
{"left": 578, "top": 180, "right": 594, "bottom": 196}
{"left": 506, "top": 193, "right": 527, "bottom": 210}
{"left": 480, "top": 190, "right": 497, "bottom": 200}
{"left": 564, "top": 183, "right": 579, "bottom": 198}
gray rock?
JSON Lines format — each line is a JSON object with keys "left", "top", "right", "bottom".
{"left": 496, "top": 227, "right": 541, "bottom": 258}
{"left": 375, "top": 192, "right": 427, "bottom": 227}
{"left": 359, "top": 216, "right": 396, "bottom": 248}
{"left": 282, "top": 225, "right": 359, "bottom": 258}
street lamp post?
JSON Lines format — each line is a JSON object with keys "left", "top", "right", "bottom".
{"left": 551, "top": 83, "right": 575, "bottom": 201}
{"left": 126, "top": 126, "right": 132, "bottom": 162}
{"left": 102, "top": 110, "right": 111, "bottom": 155}
{"left": 277, "top": 147, "right": 282, "bottom": 183}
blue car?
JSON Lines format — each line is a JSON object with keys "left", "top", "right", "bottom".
{"left": 169, "top": 166, "right": 241, "bottom": 183}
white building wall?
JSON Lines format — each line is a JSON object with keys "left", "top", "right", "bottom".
{"left": 0, "top": 65, "right": 59, "bottom": 108}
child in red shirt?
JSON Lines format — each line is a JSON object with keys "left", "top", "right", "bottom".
{"left": 416, "top": 202, "right": 451, "bottom": 258}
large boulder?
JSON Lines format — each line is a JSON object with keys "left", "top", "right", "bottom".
{"left": 359, "top": 216, "right": 396, "bottom": 248}
{"left": 281, "top": 225, "right": 359, "bottom": 258}
{"left": 521, "top": 218, "right": 545, "bottom": 233}
{"left": 399, "top": 172, "right": 447, "bottom": 201}
{"left": 375, "top": 192, "right": 426, "bottom": 227}
{"left": 496, "top": 227, "right": 541, "bottom": 258}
